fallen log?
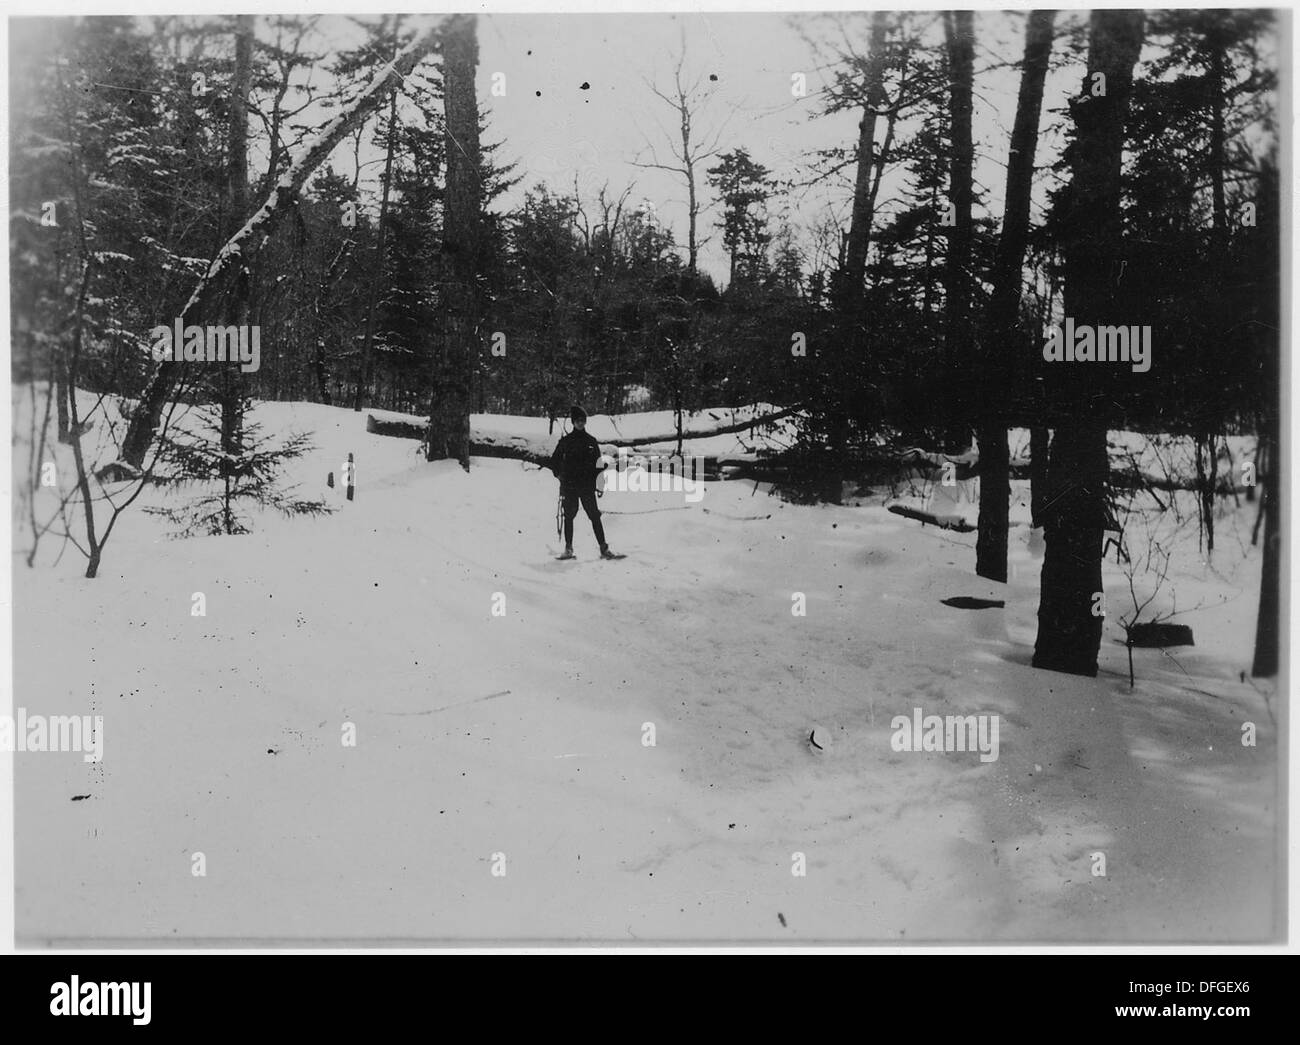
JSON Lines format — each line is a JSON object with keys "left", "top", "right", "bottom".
{"left": 364, "top": 411, "right": 1236, "bottom": 495}
{"left": 601, "top": 406, "right": 798, "bottom": 447}
{"left": 886, "top": 503, "right": 977, "bottom": 532}
{"left": 365, "top": 414, "right": 425, "bottom": 440}
{"left": 366, "top": 413, "right": 732, "bottom": 476}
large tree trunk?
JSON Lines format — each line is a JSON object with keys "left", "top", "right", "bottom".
{"left": 1033, "top": 9, "right": 1144, "bottom": 677}
{"left": 1198, "top": 25, "right": 1229, "bottom": 554}
{"left": 1029, "top": 425, "right": 1050, "bottom": 527}
{"left": 425, "top": 13, "right": 480, "bottom": 469}
{"left": 942, "top": 10, "right": 975, "bottom": 453}
{"left": 839, "top": 10, "right": 889, "bottom": 302}
{"left": 117, "top": 22, "right": 444, "bottom": 469}
{"left": 975, "top": 9, "right": 1055, "bottom": 582}
{"left": 1251, "top": 425, "right": 1278, "bottom": 676}
{"left": 823, "top": 10, "right": 888, "bottom": 504}
{"left": 1250, "top": 160, "right": 1281, "bottom": 677}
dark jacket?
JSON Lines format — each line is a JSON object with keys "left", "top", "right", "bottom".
{"left": 550, "top": 430, "right": 604, "bottom": 490}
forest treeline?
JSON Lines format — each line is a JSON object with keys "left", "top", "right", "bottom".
{"left": 8, "top": 11, "right": 1280, "bottom": 676}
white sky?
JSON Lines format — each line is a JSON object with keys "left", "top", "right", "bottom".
{"left": 305, "top": 10, "right": 1094, "bottom": 284}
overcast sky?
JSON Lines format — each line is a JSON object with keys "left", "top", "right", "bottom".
{"left": 344, "top": 9, "right": 1087, "bottom": 284}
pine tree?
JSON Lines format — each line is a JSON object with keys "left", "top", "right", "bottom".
{"left": 146, "top": 396, "right": 329, "bottom": 536}
{"left": 706, "top": 148, "right": 774, "bottom": 289}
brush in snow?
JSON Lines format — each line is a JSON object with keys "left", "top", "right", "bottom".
{"left": 807, "top": 726, "right": 831, "bottom": 753}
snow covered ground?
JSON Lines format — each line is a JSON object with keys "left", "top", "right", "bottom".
{"left": 10, "top": 392, "right": 1280, "bottom": 943}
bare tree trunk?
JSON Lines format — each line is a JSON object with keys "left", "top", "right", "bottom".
{"left": 839, "top": 10, "right": 889, "bottom": 302}
{"left": 1208, "top": 28, "right": 1229, "bottom": 254}
{"left": 354, "top": 18, "right": 402, "bottom": 411}
{"left": 1195, "top": 430, "right": 1215, "bottom": 553}
{"left": 942, "top": 10, "right": 975, "bottom": 453}
{"left": 819, "top": 11, "right": 890, "bottom": 505}
{"left": 684, "top": 105, "right": 699, "bottom": 275}
{"left": 1029, "top": 260, "right": 1058, "bottom": 527}
{"left": 118, "top": 22, "right": 444, "bottom": 468}
{"left": 1251, "top": 159, "right": 1281, "bottom": 677}
{"left": 53, "top": 352, "right": 70, "bottom": 440}
{"left": 1029, "top": 425, "right": 1050, "bottom": 528}
{"left": 315, "top": 241, "right": 352, "bottom": 405}
{"left": 219, "top": 14, "right": 254, "bottom": 528}
{"left": 425, "top": 13, "right": 480, "bottom": 469}
{"left": 67, "top": 259, "right": 101, "bottom": 576}
{"left": 976, "top": 9, "right": 1055, "bottom": 582}
{"left": 1251, "top": 425, "right": 1278, "bottom": 676}
{"left": 1033, "top": 9, "right": 1144, "bottom": 677}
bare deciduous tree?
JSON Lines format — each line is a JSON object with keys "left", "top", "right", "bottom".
{"left": 632, "top": 29, "right": 729, "bottom": 276}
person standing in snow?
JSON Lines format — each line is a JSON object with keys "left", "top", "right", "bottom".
{"left": 549, "top": 405, "right": 616, "bottom": 559}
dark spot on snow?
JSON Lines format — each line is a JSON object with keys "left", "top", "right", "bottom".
{"left": 580, "top": 81, "right": 590, "bottom": 89}
{"left": 535, "top": 90, "right": 542, "bottom": 97}
{"left": 71, "top": 794, "right": 90, "bottom": 801}
{"left": 777, "top": 912, "right": 787, "bottom": 927}
{"left": 267, "top": 748, "right": 278, "bottom": 755}
{"left": 728, "top": 823, "right": 736, "bottom": 829}
{"left": 709, "top": 73, "right": 718, "bottom": 81}
{"left": 941, "top": 596, "right": 1005, "bottom": 610}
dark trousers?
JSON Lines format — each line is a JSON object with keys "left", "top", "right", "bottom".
{"left": 562, "top": 486, "right": 606, "bottom": 547}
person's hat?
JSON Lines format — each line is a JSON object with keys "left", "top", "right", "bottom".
{"left": 570, "top": 405, "right": 587, "bottom": 424}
